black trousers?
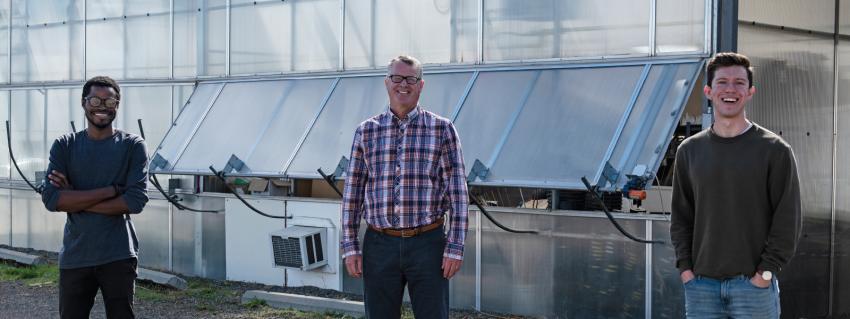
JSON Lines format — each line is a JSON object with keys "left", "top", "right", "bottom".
{"left": 59, "top": 258, "right": 137, "bottom": 319}
{"left": 362, "top": 227, "right": 449, "bottom": 319}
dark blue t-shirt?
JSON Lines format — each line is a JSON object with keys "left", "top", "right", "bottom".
{"left": 41, "top": 130, "right": 149, "bottom": 269}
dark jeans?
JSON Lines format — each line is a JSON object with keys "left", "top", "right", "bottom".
{"left": 362, "top": 227, "right": 449, "bottom": 319}
{"left": 59, "top": 258, "right": 138, "bottom": 319}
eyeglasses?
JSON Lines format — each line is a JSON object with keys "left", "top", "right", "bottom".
{"left": 387, "top": 75, "right": 421, "bottom": 85}
{"left": 85, "top": 96, "right": 119, "bottom": 108}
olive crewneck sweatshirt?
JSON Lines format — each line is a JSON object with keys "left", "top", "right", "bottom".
{"left": 670, "top": 123, "right": 802, "bottom": 279}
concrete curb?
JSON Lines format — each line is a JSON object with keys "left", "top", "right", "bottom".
{"left": 0, "top": 248, "right": 47, "bottom": 266}
{"left": 241, "top": 290, "right": 364, "bottom": 317}
{"left": 137, "top": 268, "right": 188, "bottom": 290}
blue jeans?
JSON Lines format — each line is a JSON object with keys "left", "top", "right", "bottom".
{"left": 362, "top": 227, "right": 449, "bottom": 319}
{"left": 684, "top": 275, "right": 780, "bottom": 319}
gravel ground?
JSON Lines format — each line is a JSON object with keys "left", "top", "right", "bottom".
{"left": 0, "top": 245, "right": 522, "bottom": 319}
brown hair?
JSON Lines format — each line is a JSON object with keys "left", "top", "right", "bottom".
{"left": 706, "top": 52, "right": 753, "bottom": 88}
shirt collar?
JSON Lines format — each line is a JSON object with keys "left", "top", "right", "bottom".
{"left": 386, "top": 105, "right": 421, "bottom": 123}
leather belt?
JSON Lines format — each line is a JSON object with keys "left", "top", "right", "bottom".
{"left": 369, "top": 218, "right": 444, "bottom": 238}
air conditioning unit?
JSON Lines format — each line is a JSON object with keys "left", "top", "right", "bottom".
{"left": 269, "top": 226, "right": 328, "bottom": 271}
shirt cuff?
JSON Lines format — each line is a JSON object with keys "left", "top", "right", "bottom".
{"left": 340, "top": 240, "right": 361, "bottom": 259}
{"left": 443, "top": 242, "right": 464, "bottom": 260}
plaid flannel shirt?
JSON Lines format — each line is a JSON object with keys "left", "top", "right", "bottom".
{"left": 341, "top": 106, "right": 469, "bottom": 260}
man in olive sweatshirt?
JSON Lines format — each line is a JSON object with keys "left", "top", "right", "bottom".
{"left": 670, "top": 52, "right": 801, "bottom": 318}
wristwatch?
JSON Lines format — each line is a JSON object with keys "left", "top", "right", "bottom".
{"left": 760, "top": 270, "right": 773, "bottom": 281}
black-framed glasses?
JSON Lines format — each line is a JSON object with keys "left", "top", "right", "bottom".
{"left": 85, "top": 96, "right": 119, "bottom": 108}
{"left": 387, "top": 74, "right": 421, "bottom": 85}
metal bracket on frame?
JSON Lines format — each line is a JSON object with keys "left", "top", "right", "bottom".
{"left": 599, "top": 161, "right": 620, "bottom": 188}
{"left": 150, "top": 153, "right": 169, "bottom": 171}
{"left": 466, "top": 159, "right": 490, "bottom": 183}
{"left": 223, "top": 154, "right": 247, "bottom": 173}
{"left": 332, "top": 156, "right": 349, "bottom": 179}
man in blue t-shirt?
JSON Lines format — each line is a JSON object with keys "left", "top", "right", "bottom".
{"left": 41, "top": 76, "right": 149, "bottom": 319}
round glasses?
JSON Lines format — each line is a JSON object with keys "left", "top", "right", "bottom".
{"left": 85, "top": 96, "right": 119, "bottom": 108}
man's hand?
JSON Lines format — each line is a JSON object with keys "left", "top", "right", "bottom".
{"left": 442, "top": 257, "right": 462, "bottom": 279}
{"left": 48, "top": 170, "right": 73, "bottom": 190}
{"left": 750, "top": 273, "right": 771, "bottom": 288}
{"left": 680, "top": 269, "right": 695, "bottom": 284}
{"left": 344, "top": 255, "right": 362, "bottom": 278}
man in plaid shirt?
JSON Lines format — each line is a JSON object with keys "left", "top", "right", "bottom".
{"left": 341, "top": 55, "right": 469, "bottom": 318}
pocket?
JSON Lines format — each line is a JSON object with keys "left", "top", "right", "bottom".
{"left": 683, "top": 277, "right": 697, "bottom": 287}
{"left": 746, "top": 278, "right": 770, "bottom": 290}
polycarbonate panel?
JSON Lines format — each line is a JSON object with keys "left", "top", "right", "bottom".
{"left": 230, "top": 0, "right": 339, "bottom": 74}
{"left": 483, "top": 0, "right": 650, "bottom": 61}
{"left": 242, "top": 78, "right": 335, "bottom": 174}
{"left": 45, "top": 89, "right": 84, "bottom": 145}
{"left": 485, "top": 66, "right": 643, "bottom": 188}
{"left": 173, "top": 85, "right": 194, "bottom": 116}
{"left": 0, "top": 1, "right": 10, "bottom": 83}
{"left": 174, "top": 81, "right": 293, "bottom": 172}
{"left": 739, "top": 0, "right": 834, "bottom": 34}
{"left": 133, "top": 199, "right": 171, "bottom": 271}
{"left": 417, "top": 72, "right": 473, "bottom": 117}
{"left": 115, "top": 86, "right": 172, "bottom": 153}
{"left": 480, "top": 211, "right": 645, "bottom": 317}
{"left": 453, "top": 70, "right": 539, "bottom": 173}
{"left": 739, "top": 24, "right": 833, "bottom": 318}
{"left": 605, "top": 63, "right": 699, "bottom": 190}
{"left": 0, "top": 189, "right": 9, "bottom": 246}
{"left": 344, "top": 0, "right": 476, "bottom": 68}
{"left": 652, "top": 220, "right": 684, "bottom": 318}
{"left": 836, "top": 36, "right": 850, "bottom": 318}
{"left": 0, "top": 91, "right": 10, "bottom": 179}
{"left": 286, "top": 76, "right": 387, "bottom": 177}
{"left": 153, "top": 83, "right": 221, "bottom": 171}
{"left": 656, "top": 0, "right": 705, "bottom": 53}
{"left": 174, "top": 0, "right": 227, "bottom": 77}
{"left": 11, "top": 0, "right": 84, "bottom": 82}
{"left": 10, "top": 189, "right": 64, "bottom": 252}
{"left": 87, "top": 0, "right": 170, "bottom": 17}
{"left": 86, "top": 0, "right": 170, "bottom": 79}
{"left": 449, "top": 209, "right": 477, "bottom": 310}
{"left": 10, "top": 90, "right": 46, "bottom": 182}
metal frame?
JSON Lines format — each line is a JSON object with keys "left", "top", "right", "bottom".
{"left": 593, "top": 64, "right": 653, "bottom": 187}
{"left": 643, "top": 61, "right": 704, "bottom": 181}
{"left": 645, "top": 219, "right": 653, "bottom": 319}
{"left": 484, "top": 70, "right": 540, "bottom": 169}
{"left": 450, "top": 71, "right": 478, "bottom": 122}
{"left": 170, "top": 83, "right": 226, "bottom": 170}
{"left": 649, "top": 0, "right": 657, "bottom": 56}
{"left": 280, "top": 77, "right": 341, "bottom": 175}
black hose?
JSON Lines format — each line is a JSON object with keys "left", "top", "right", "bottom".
{"left": 316, "top": 168, "right": 343, "bottom": 197}
{"left": 6, "top": 121, "right": 42, "bottom": 194}
{"left": 150, "top": 173, "right": 220, "bottom": 213}
{"left": 469, "top": 190, "right": 538, "bottom": 234}
{"left": 70, "top": 121, "right": 77, "bottom": 133}
{"left": 209, "top": 165, "right": 290, "bottom": 219}
{"left": 580, "top": 176, "right": 664, "bottom": 244}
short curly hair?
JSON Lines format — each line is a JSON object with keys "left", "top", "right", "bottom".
{"left": 82, "top": 76, "right": 121, "bottom": 101}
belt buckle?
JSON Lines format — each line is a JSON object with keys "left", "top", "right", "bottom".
{"left": 400, "top": 229, "right": 417, "bottom": 238}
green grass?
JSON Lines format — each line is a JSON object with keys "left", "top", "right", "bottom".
{"left": 0, "top": 263, "right": 59, "bottom": 286}
{"left": 0, "top": 263, "right": 369, "bottom": 318}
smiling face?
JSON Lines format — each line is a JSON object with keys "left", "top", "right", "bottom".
{"left": 82, "top": 85, "right": 119, "bottom": 129}
{"left": 385, "top": 61, "right": 424, "bottom": 115}
{"left": 705, "top": 65, "right": 755, "bottom": 121}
